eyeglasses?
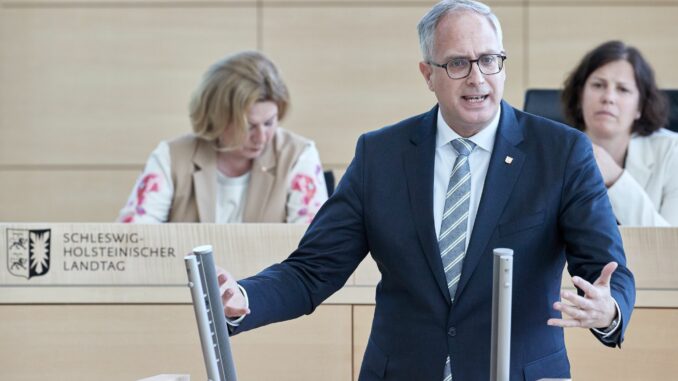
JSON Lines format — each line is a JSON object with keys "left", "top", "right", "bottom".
{"left": 428, "top": 54, "right": 507, "bottom": 80}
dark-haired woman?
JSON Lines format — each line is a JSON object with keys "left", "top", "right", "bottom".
{"left": 562, "top": 40, "right": 678, "bottom": 226}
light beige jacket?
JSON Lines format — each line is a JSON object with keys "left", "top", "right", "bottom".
{"left": 167, "top": 129, "right": 309, "bottom": 222}
{"left": 608, "top": 129, "right": 678, "bottom": 226}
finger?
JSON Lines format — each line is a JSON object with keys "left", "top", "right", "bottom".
{"left": 220, "top": 280, "right": 238, "bottom": 302}
{"left": 571, "top": 276, "right": 598, "bottom": 299}
{"left": 216, "top": 266, "right": 227, "bottom": 281}
{"left": 560, "top": 290, "right": 594, "bottom": 310}
{"left": 222, "top": 288, "right": 250, "bottom": 318}
{"left": 553, "top": 301, "right": 588, "bottom": 321}
{"left": 217, "top": 272, "right": 228, "bottom": 286}
{"left": 547, "top": 317, "right": 582, "bottom": 328}
{"left": 224, "top": 305, "right": 250, "bottom": 318}
{"left": 594, "top": 262, "right": 618, "bottom": 287}
{"left": 220, "top": 284, "right": 233, "bottom": 301}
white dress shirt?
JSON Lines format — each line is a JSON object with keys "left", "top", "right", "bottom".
{"left": 232, "top": 107, "right": 621, "bottom": 336}
{"left": 433, "top": 108, "right": 500, "bottom": 242}
{"left": 431, "top": 107, "right": 619, "bottom": 337}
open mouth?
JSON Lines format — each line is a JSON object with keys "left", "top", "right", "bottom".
{"left": 462, "top": 95, "right": 489, "bottom": 103}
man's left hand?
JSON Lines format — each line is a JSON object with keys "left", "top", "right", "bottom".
{"left": 547, "top": 262, "right": 618, "bottom": 329}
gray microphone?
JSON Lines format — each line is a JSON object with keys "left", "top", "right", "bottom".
{"left": 185, "top": 245, "right": 238, "bottom": 381}
{"left": 490, "top": 248, "right": 513, "bottom": 381}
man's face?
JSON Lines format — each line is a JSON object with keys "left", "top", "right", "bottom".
{"left": 419, "top": 11, "right": 505, "bottom": 137}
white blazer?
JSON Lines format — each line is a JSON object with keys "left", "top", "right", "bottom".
{"left": 608, "top": 128, "right": 678, "bottom": 226}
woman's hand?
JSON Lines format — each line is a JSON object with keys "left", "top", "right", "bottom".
{"left": 591, "top": 143, "right": 624, "bottom": 188}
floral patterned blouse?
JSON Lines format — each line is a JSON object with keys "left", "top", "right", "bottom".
{"left": 118, "top": 140, "right": 328, "bottom": 223}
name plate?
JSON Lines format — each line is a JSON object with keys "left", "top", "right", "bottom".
{"left": 0, "top": 223, "right": 306, "bottom": 303}
{"left": 2, "top": 224, "right": 677, "bottom": 307}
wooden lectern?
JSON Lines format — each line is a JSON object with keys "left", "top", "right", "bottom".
{"left": 1, "top": 224, "right": 677, "bottom": 380}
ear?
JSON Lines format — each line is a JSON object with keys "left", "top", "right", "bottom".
{"left": 419, "top": 61, "right": 434, "bottom": 91}
{"left": 636, "top": 109, "right": 641, "bottom": 120}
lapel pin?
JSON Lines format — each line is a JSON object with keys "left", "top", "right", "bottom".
{"left": 504, "top": 156, "right": 513, "bottom": 164}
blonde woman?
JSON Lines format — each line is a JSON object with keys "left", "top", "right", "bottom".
{"left": 119, "top": 51, "right": 328, "bottom": 223}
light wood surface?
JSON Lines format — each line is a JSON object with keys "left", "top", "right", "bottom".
{"left": 0, "top": 168, "right": 140, "bottom": 222}
{"left": 262, "top": 5, "right": 433, "bottom": 167}
{"left": 0, "top": 6, "right": 257, "bottom": 166}
{"left": 1, "top": 2, "right": 678, "bottom": 379}
{"left": 2, "top": 2, "right": 678, "bottom": 222}
{"left": 0, "top": 223, "right": 307, "bottom": 303}
{"left": 531, "top": 0, "right": 678, "bottom": 4}
{"left": 1, "top": 224, "right": 676, "bottom": 306}
{"left": 354, "top": 227, "right": 678, "bottom": 307}
{"left": 565, "top": 308, "right": 678, "bottom": 380}
{"left": 137, "top": 375, "right": 190, "bottom": 381}
{"left": 262, "top": 4, "right": 525, "bottom": 168}
{"left": 0, "top": 223, "right": 370, "bottom": 304}
{"left": 527, "top": 5, "right": 678, "bottom": 89}
{"left": 353, "top": 305, "right": 375, "bottom": 381}
{"left": 1, "top": 224, "right": 675, "bottom": 380}
{"left": 0, "top": 304, "right": 351, "bottom": 381}
{"left": 2, "top": 299, "right": 674, "bottom": 380}
{"left": 353, "top": 306, "right": 678, "bottom": 381}
{"left": 617, "top": 227, "right": 678, "bottom": 289}
{"left": 262, "top": 0, "right": 526, "bottom": 3}
{"left": 3, "top": 0, "right": 256, "bottom": 3}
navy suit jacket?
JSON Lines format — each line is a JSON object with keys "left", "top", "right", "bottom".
{"left": 236, "top": 101, "right": 635, "bottom": 381}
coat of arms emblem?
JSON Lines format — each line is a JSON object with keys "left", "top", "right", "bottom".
{"left": 6, "top": 229, "right": 51, "bottom": 279}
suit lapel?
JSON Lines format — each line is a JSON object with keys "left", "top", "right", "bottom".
{"left": 193, "top": 139, "right": 217, "bottom": 223}
{"left": 403, "top": 106, "right": 452, "bottom": 303}
{"left": 455, "top": 102, "right": 525, "bottom": 301}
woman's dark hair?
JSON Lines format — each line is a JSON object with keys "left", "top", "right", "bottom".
{"left": 562, "top": 40, "right": 668, "bottom": 136}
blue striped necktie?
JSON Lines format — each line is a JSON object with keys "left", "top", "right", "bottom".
{"left": 439, "top": 138, "right": 475, "bottom": 381}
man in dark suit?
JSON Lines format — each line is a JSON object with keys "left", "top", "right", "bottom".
{"left": 218, "top": 1, "right": 635, "bottom": 380}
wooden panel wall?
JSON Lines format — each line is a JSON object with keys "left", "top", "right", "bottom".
{"left": 1, "top": 1, "right": 677, "bottom": 222}
{"left": 528, "top": 4, "right": 678, "bottom": 89}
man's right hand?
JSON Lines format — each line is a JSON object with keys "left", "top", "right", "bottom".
{"left": 216, "top": 267, "right": 250, "bottom": 319}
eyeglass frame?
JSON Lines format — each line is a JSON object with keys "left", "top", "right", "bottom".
{"left": 428, "top": 54, "right": 507, "bottom": 80}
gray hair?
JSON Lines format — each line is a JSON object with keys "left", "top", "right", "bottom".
{"left": 417, "top": 0, "right": 504, "bottom": 62}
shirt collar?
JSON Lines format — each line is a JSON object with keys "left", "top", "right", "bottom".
{"left": 435, "top": 106, "right": 501, "bottom": 154}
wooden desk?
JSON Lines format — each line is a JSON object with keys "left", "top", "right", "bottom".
{"left": 1, "top": 224, "right": 676, "bottom": 380}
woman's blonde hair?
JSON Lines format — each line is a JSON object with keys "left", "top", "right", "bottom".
{"left": 189, "top": 51, "right": 290, "bottom": 147}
